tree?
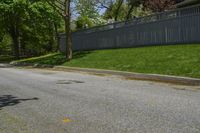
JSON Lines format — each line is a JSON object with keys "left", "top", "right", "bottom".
{"left": 23, "top": 2, "right": 61, "bottom": 56}
{"left": 176, "top": 0, "right": 200, "bottom": 7}
{"left": 74, "top": 0, "right": 106, "bottom": 29}
{"left": 0, "top": 0, "right": 27, "bottom": 59}
{"left": 126, "top": 0, "right": 142, "bottom": 20}
{"left": 103, "top": 0, "right": 150, "bottom": 21}
{"left": 0, "top": 34, "right": 12, "bottom": 55}
{"left": 75, "top": 0, "right": 99, "bottom": 18}
{"left": 96, "top": 0, "right": 114, "bottom": 9}
{"left": 45, "top": 0, "right": 73, "bottom": 60}
{"left": 105, "top": 0, "right": 125, "bottom": 21}
{"left": 0, "top": 0, "right": 61, "bottom": 58}
{"left": 114, "top": 0, "right": 124, "bottom": 21}
{"left": 103, "top": 0, "right": 127, "bottom": 21}
{"left": 144, "top": 0, "right": 175, "bottom": 12}
{"left": 75, "top": 16, "right": 94, "bottom": 29}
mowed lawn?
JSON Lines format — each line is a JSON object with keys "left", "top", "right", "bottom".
{"left": 13, "top": 44, "right": 200, "bottom": 78}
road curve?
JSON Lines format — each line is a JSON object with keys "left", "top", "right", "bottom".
{"left": 0, "top": 67, "right": 200, "bottom": 133}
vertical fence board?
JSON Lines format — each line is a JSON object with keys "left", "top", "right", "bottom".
{"left": 60, "top": 5, "right": 200, "bottom": 52}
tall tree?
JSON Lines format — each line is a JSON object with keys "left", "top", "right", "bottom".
{"left": 0, "top": 0, "right": 61, "bottom": 58}
{"left": 0, "top": 0, "right": 27, "bottom": 58}
{"left": 45, "top": 0, "right": 72, "bottom": 60}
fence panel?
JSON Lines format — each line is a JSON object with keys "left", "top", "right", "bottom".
{"left": 59, "top": 5, "right": 200, "bottom": 52}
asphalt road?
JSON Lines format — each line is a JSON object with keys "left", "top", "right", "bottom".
{"left": 0, "top": 66, "right": 200, "bottom": 133}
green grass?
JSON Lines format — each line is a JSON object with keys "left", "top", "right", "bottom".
{"left": 13, "top": 44, "right": 200, "bottom": 78}
{"left": 12, "top": 53, "right": 66, "bottom": 65}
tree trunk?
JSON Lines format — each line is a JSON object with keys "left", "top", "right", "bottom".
{"left": 54, "top": 23, "right": 60, "bottom": 52}
{"left": 13, "top": 36, "right": 20, "bottom": 59}
{"left": 65, "top": 0, "right": 72, "bottom": 61}
{"left": 10, "top": 28, "right": 20, "bottom": 59}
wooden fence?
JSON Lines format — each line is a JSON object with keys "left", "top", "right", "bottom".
{"left": 59, "top": 4, "right": 200, "bottom": 52}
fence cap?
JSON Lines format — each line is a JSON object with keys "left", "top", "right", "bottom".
{"left": 59, "top": 4, "right": 200, "bottom": 35}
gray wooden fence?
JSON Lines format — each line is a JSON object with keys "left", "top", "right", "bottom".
{"left": 59, "top": 4, "right": 200, "bottom": 52}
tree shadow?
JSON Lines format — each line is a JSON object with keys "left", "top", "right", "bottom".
{"left": 72, "top": 51, "right": 93, "bottom": 60}
{"left": 18, "top": 51, "right": 93, "bottom": 66}
{"left": 0, "top": 95, "right": 39, "bottom": 110}
{"left": 0, "top": 55, "right": 15, "bottom": 63}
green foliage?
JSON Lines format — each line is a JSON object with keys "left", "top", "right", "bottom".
{"left": 0, "top": 0, "right": 62, "bottom": 57}
{"left": 130, "top": 4, "right": 152, "bottom": 18}
{"left": 0, "top": 34, "right": 12, "bottom": 55}
{"left": 74, "top": 0, "right": 106, "bottom": 29}
{"left": 75, "top": 0, "right": 99, "bottom": 18}
{"left": 75, "top": 16, "right": 94, "bottom": 29}
{"left": 22, "top": 1, "right": 61, "bottom": 55}
{"left": 0, "top": 55, "right": 15, "bottom": 63}
{"left": 104, "top": 1, "right": 128, "bottom": 21}
{"left": 103, "top": 1, "right": 151, "bottom": 21}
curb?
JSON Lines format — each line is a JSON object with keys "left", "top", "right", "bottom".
{"left": 0, "top": 63, "right": 12, "bottom": 68}
{"left": 10, "top": 62, "right": 200, "bottom": 86}
{"left": 54, "top": 66, "right": 200, "bottom": 86}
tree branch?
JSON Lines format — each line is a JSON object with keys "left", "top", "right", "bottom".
{"left": 46, "top": 1, "right": 65, "bottom": 18}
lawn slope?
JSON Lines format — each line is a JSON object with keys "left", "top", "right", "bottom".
{"left": 13, "top": 44, "right": 200, "bottom": 78}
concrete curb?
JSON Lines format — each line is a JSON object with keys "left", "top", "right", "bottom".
{"left": 9, "top": 62, "right": 200, "bottom": 86}
{"left": 54, "top": 66, "right": 200, "bottom": 86}
{"left": 0, "top": 63, "right": 12, "bottom": 68}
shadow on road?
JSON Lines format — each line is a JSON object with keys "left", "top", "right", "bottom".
{"left": 0, "top": 95, "right": 39, "bottom": 110}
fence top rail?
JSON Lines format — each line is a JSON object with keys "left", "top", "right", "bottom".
{"left": 59, "top": 4, "right": 200, "bottom": 36}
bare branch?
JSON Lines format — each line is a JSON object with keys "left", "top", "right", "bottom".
{"left": 46, "top": 1, "right": 65, "bottom": 17}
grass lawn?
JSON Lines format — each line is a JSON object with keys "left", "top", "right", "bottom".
{"left": 13, "top": 44, "right": 200, "bottom": 78}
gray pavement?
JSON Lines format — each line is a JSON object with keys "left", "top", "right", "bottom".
{"left": 0, "top": 63, "right": 11, "bottom": 68}
{"left": 0, "top": 67, "right": 200, "bottom": 133}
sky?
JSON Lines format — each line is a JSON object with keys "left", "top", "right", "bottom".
{"left": 100, "top": 8, "right": 106, "bottom": 15}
